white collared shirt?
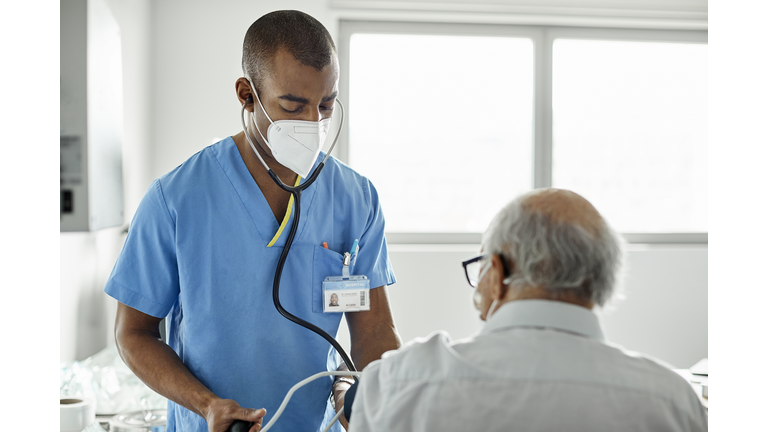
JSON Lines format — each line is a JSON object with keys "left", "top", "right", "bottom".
{"left": 348, "top": 300, "right": 707, "bottom": 432}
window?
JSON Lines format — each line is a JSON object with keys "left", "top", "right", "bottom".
{"left": 338, "top": 22, "right": 707, "bottom": 243}
{"left": 348, "top": 33, "right": 534, "bottom": 233}
{"left": 552, "top": 39, "right": 707, "bottom": 233}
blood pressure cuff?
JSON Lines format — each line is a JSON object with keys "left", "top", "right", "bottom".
{"left": 343, "top": 380, "right": 360, "bottom": 422}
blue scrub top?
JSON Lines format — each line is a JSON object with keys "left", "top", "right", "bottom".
{"left": 104, "top": 137, "right": 396, "bottom": 432}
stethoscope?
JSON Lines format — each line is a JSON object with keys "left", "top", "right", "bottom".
{"left": 238, "top": 93, "right": 357, "bottom": 374}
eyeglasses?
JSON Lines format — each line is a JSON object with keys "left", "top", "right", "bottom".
{"left": 461, "top": 253, "right": 511, "bottom": 288}
{"left": 462, "top": 254, "right": 488, "bottom": 288}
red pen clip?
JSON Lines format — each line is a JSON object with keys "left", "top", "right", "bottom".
{"left": 322, "top": 242, "right": 329, "bottom": 249}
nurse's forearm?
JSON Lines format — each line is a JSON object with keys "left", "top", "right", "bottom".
{"left": 114, "top": 303, "right": 216, "bottom": 419}
{"left": 351, "top": 321, "right": 401, "bottom": 369}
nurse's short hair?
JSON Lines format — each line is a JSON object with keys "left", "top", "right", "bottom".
{"left": 481, "top": 192, "right": 624, "bottom": 307}
{"left": 242, "top": 10, "right": 336, "bottom": 88}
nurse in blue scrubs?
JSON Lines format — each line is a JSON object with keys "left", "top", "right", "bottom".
{"left": 105, "top": 10, "right": 401, "bottom": 432}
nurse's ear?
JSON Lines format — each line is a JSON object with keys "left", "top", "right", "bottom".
{"left": 235, "top": 77, "right": 255, "bottom": 111}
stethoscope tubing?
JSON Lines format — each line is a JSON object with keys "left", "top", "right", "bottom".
{"left": 240, "top": 98, "right": 358, "bottom": 374}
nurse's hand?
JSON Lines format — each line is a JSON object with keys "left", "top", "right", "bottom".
{"left": 204, "top": 398, "right": 266, "bottom": 432}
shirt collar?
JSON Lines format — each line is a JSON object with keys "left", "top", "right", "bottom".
{"left": 480, "top": 299, "right": 605, "bottom": 341}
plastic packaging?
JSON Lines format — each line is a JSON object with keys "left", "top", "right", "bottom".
{"left": 109, "top": 409, "right": 167, "bottom": 431}
{"left": 60, "top": 344, "right": 167, "bottom": 416}
{"left": 82, "top": 421, "right": 109, "bottom": 432}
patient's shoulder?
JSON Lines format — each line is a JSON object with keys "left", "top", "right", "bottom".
{"left": 371, "top": 331, "right": 466, "bottom": 381}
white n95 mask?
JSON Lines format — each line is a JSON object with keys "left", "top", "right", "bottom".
{"left": 248, "top": 80, "right": 331, "bottom": 178}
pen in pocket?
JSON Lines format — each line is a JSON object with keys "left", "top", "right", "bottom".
{"left": 350, "top": 239, "right": 359, "bottom": 265}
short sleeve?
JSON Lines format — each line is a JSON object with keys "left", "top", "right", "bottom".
{"left": 355, "top": 178, "right": 396, "bottom": 289}
{"left": 104, "top": 180, "right": 180, "bottom": 318}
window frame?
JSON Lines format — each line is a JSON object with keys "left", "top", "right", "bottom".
{"left": 338, "top": 20, "right": 707, "bottom": 244}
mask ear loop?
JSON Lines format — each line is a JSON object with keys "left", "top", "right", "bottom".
{"left": 319, "top": 99, "right": 344, "bottom": 165}
{"left": 487, "top": 299, "right": 500, "bottom": 320}
{"left": 480, "top": 255, "right": 514, "bottom": 320}
{"left": 250, "top": 80, "right": 274, "bottom": 123}
{"left": 240, "top": 97, "right": 272, "bottom": 174}
{"left": 248, "top": 82, "right": 275, "bottom": 150}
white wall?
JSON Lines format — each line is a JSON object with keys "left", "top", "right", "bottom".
{"left": 597, "top": 245, "right": 708, "bottom": 367}
{"left": 60, "top": 0, "right": 708, "bottom": 370}
{"left": 336, "top": 244, "right": 707, "bottom": 369}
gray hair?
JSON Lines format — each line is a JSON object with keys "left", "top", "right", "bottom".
{"left": 481, "top": 194, "right": 624, "bottom": 307}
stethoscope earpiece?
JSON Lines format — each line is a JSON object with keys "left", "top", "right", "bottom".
{"left": 246, "top": 94, "right": 254, "bottom": 104}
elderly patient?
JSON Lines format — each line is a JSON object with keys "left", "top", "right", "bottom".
{"left": 347, "top": 188, "right": 707, "bottom": 432}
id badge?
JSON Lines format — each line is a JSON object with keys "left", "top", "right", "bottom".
{"left": 323, "top": 275, "right": 370, "bottom": 313}
{"left": 323, "top": 250, "right": 370, "bottom": 313}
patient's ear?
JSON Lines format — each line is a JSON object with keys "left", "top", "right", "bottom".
{"left": 489, "top": 254, "right": 508, "bottom": 300}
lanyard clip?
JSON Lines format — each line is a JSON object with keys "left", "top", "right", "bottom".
{"left": 342, "top": 252, "right": 351, "bottom": 278}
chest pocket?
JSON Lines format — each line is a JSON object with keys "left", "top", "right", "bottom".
{"left": 312, "top": 245, "right": 357, "bottom": 313}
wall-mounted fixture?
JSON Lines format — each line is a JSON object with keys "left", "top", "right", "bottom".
{"left": 60, "top": 0, "right": 124, "bottom": 231}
